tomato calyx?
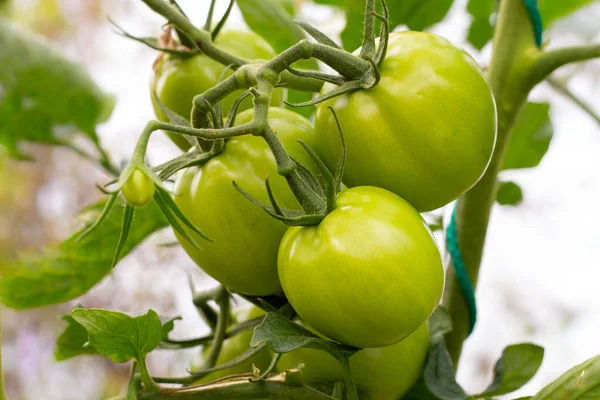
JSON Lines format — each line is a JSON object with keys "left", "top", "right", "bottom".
{"left": 234, "top": 107, "right": 346, "bottom": 227}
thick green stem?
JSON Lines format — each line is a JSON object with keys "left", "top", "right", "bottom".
{"left": 443, "top": 0, "right": 539, "bottom": 366}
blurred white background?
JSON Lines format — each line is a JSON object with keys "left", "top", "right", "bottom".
{"left": 1, "top": 0, "right": 599, "bottom": 398}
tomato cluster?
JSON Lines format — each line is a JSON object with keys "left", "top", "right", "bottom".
{"left": 152, "top": 30, "right": 496, "bottom": 399}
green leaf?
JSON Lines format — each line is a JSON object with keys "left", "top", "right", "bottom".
{"left": 539, "top": 0, "right": 597, "bottom": 27}
{"left": 532, "top": 354, "right": 600, "bottom": 399}
{"left": 341, "top": 0, "right": 454, "bottom": 51}
{"left": 55, "top": 308, "right": 97, "bottom": 361}
{"left": 0, "top": 18, "right": 115, "bottom": 159}
{"left": 476, "top": 343, "right": 544, "bottom": 397}
{"left": 497, "top": 181, "right": 524, "bottom": 206}
{"left": 250, "top": 312, "right": 358, "bottom": 358}
{"left": 424, "top": 340, "right": 468, "bottom": 400}
{"left": 502, "top": 102, "right": 553, "bottom": 171}
{"left": 466, "top": 0, "right": 495, "bottom": 50}
{"left": 237, "top": 0, "right": 306, "bottom": 54}
{"left": 71, "top": 309, "right": 162, "bottom": 364}
{"left": 160, "top": 316, "right": 182, "bottom": 340}
{"left": 55, "top": 310, "right": 181, "bottom": 361}
{"left": 428, "top": 306, "right": 453, "bottom": 345}
{"left": 0, "top": 198, "right": 167, "bottom": 309}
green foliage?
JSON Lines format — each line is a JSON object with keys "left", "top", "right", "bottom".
{"left": 339, "top": 0, "right": 454, "bottom": 52}
{"left": 56, "top": 308, "right": 180, "bottom": 361}
{"left": 0, "top": 198, "right": 167, "bottom": 309}
{"left": 428, "top": 307, "right": 453, "bottom": 345}
{"left": 503, "top": 102, "right": 553, "bottom": 170}
{"left": 251, "top": 312, "right": 358, "bottom": 358}
{"left": 0, "top": 18, "right": 114, "bottom": 159}
{"left": 474, "top": 343, "right": 544, "bottom": 397}
{"left": 532, "top": 354, "right": 600, "bottom": 399}
{"left": 421, "top": 340, "right": 544, "bottom": 400}
{"left": 497, "top": 180, "right": 524, "bottom": 206}
{"left": 71, "top": 309, "right": 162, "bottom": 363}
{"left": 55, "top": 310, "right": 97, "bottom": 361}
{"left": 424, "top": 340, "right": 468, "bottom": 400}
{"left": 539, "top": 0, "right": 597, "bottom": 27}
{"left": 466, "top": 0, "right": 495, "bottom": 50}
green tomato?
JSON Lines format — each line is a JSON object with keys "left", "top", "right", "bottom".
{"left": 190, "top": 306, "right": 272, "bottom": 383}
{"left": 278, "top": 186, "right": 444, "bottom": 348}
{"left": 314, "top": 31, "right": 497, "bottom": 212}
{"left": 278, "top": 323, "right": 430, "bottom": 400}
{"left": 173, "top": 107, "right": 318, "bottom": 295}
{"left": 151, "top": 30, "right": 285, "bottom": 151}
{"left": 121, "top": 169, "right": 155, "bottom": 207}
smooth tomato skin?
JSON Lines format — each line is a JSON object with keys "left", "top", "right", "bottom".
{"left": 151, "top": 30, "right": 284, "bottom": 150}
{"left": 121, "top": 169, "right": 155, "bottom": 207}
{"left": 190, "top": 306, "right": 272, "bottom": 383}
{"left": 173, "top": 107, "right": 318, "bottom": 296}
{"left": 278, "top": 323, "right": 430, "bottom": 400}
{"left": 315, "top": 31, "right": 497, "bottom": 212}
{"left": 278, "top": 186, "right": 444, "bottom": 348}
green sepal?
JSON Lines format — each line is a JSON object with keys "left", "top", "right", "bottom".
{"left": 327, "top": 106, "right": 347, "bottom": 192}
{"left": 289, "top": 156, "right": 326, "bottom": 198}
{"left": 166, "top": 0, "right": 198, "bottom": 50}
{"left": 226, "top": 91, "right": 252, "bottom": 128}
{"left": 75, "top": 192, "right": 118, "bottom": 243}
{"left": 373, "top": 0, "right": 390, "bottom": 68}
{"left": 284, "top": 79, "right": 362, "bottom": 108}
{"left": 265, "top": 177, "right": 284, "bottom": 215}
{"left": 155, "top": 150, "right": 214, "bottom": 181}
{"left": 154, "top": 187, "right": 211, "bottom": 246}
{"left": 233, "top": 181, "right": 325, "bottom": 226}
{"left": 297, "top": 140, "right": 336, "bottom": 213}
{"left": 294, "top": 20, "right": 341, "bottom": 49}
{"left": 204, "top": 98, "right": 224, "bottom": 130}
{"left": 112, "top": 203, "right": 135, "bottom": 268}
{"left": 286, "top": 67, "right": 345, "bottom": 85}
{"left": 151, "top": 91, "right": 198, "bottom": 148}
{"left": 151, "top": 91, "right": 190, "bottom": 127}
{"left": 109, "top": 18, "right": 196, "bottom": 57}
{"left": 211, "top": 0, "right": 235, "bottom": 40}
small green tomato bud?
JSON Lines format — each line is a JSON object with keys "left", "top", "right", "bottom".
{"left": 122, "top": 169, "right": 156, "bottom": 207}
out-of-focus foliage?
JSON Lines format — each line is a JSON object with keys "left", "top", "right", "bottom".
{"left": 0, "top": 17, "right": 114, "bottom": 160}
{"left": 0, "top": 198, "right": 167, "bottom": 309}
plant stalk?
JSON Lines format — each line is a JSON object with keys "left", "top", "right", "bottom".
{"left": 442, "top": 0, "right": 539, "bottom": 366}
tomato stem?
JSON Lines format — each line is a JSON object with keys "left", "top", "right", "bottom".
{"left": 442, "top": 0, "right": 538, "bottom": 367}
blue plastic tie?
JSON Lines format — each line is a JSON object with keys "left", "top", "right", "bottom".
{"left": 446, "top": 204, "right": 477, "bottom": 336}
{"left": 523, "top": 0, "right": 544, "bottom": 48}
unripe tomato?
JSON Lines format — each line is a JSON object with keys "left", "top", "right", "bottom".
{"left": 190, "top": 306, "right": 272, "bottom": 383}
{"left": 315, "top": 32, "right": 497, "bottom": 212}
{"left": 278, "top": 323, "right": 430, "bottom": 400}
{"left": 173, "top": 107, "right": 318, "bottom": 295}
{"left": 121, "top": 169, "right": 155, "bottom": 207}
{"left": 151, "top": 30, "right": 285, "bottom": 150}
{"left": 278, "top": 186, "right": 444, "bottom": 348}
